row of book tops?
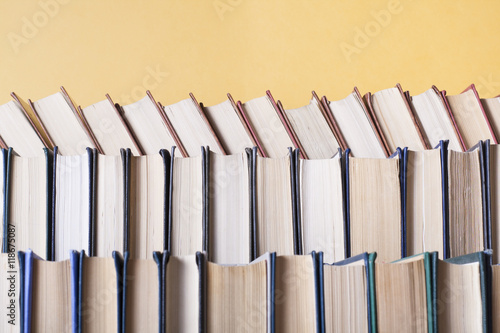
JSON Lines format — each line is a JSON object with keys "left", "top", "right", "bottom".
{"left": 2, "top": 83, "right": 500, "bottom": 162}
{"left": 1, "top": 139, "right": 499, "bottom": 266}
{"left": 0, "top": 249, "right": 496, "bottom": 332}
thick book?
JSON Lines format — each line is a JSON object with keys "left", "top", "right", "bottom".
{"left": 407, "top": 86, "right": 464, "bottom": 151}
{"left": 319, "top": 252, "right": 374, "bottom": 333}
{"left": 162, "top": 94, "right": 226, "bottom": 156}
{"left": 120, "top": 92, "right": 186, "bottom": 156}
{"left": 124, "top": 148, "right": 171, "bottom": 259}
{"left": 25, "top": 89, "right": 97, "bottom": 155}
{"left": 205, "top": 252, "right": 275, "bottom": 332}
{"left": 481, "top": 95, "right": 500, "bottom": 142}
{"left": 443, "top": 84, "right": 498, "bottom": 149}
{"left": 79, "top": 94, "right": 142, "bottom": 156}
{"left": 487, "top": 142, "right": 500, "bottom": 264}
{"left": 405, "top": 142, "right": 447, "bottom": 259}
{"left": 206, "top": 150, "right": 251, "bottom": 264}
{"left": 364, "top": 84, "right": 428, "bottom": 152}
{"left": 323, "top": 88, "right": 388, "bottom": 158}
{"left": 19, "top": 249, "right": 79, "bottom": 332}
{"left": 2, "top": 148, "right": 53, "bottom": 260}
{"left": 298, "top": 151, "right": 346, "bottom": 263}
{"left": 0, "top": 99, "right": 46, "bottom": 157}
{"left": 53, "top": 147, "right": 96, "bottom": 261}
{"left": 438, "top": 250, "right": 492, "bottom": 332}
{"left": 251, "top": 148, "right": 298, "bottom": 258}
{"left": 274, "top": 253, "right": 322, "bottom": 333}
{"left": 202, "top": 94, "right": 261, "bottom": 155}
{"left": 276, "top": 93, "right": 340, "bottom": 159}
{"left": 374, "top": 252, "right": 437, "bottom": 333}
{"left": 236, "top": 93, "right": 295, "bottom": 158}
{"left": 167, "top": 147, "right": 206, "bottom": 256}
{"left": 345, "top": 148, "right": 407, "bottom": 262}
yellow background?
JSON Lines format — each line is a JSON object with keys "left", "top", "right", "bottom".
{"left": 1, "top": 0, "right": 500, "bottom": 109}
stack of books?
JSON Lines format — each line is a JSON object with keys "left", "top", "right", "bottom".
{"left": 1, "top": 83, "right": 500, "bottom": 332}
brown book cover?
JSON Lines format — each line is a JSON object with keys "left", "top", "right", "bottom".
{"left": 359, "top": 89, "right": 391, "bottom": 156}
{"left": 463, "top": 84, "right": 498, "bottom": 144}
{"left": 235, "top": 99, "right": 268, "bottom": 157}
{"left": 313, "top": 90, "right": 348, "bottom": 152}
{"left": 10, "top": 92, "right": 50, "bottom": 149}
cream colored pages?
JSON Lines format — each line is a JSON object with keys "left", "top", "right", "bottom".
{"left": 323, "top": 263, "right": 368, "bottom": 333}
{"left": 411, "top": 88, "right": 462, "bottom": 151}
{"left": 0, "top": 101, "right": 45, "bottom": 157}
{"left": 207, "top": 260, "right": 267, "bottom": 332}
{"left": 376, "top": 260, "right": 428, "bottom": 332}
{"left": 82, "top": 99, "right": 140, "bottom": 155}
{"left": 437, "top": 261, "right": 482, "bottom": 332}
{"left": 255, "top": 155, "right": 294, "bottom": 256}
{"left": 204, "top": 99, "right": 254, "bottom": 154}
{"left": 446, "top": 89, "right": 495, "bottom": 149}
{"left": 171, "top": 154, "right": 204, "bottom": 255}
{"left": 166, "top": 255, "right": 200, "bottom": 333}
{"left": 285, "top": 99, "right": 339, "bottom": 159}
{"left": 300, "top": 156, "right": 344, "bottom": 263}
{"left": 448, "top": 149, "right": 483, "bottom": 258}
{"left": 125, "top": 259, "right": 159, "bottom": 333}
{"left": 491, "top": 145, "right": 500, "bottom": 263}
{"left": 33, "top": 92, "right": 93, "bottom": 155}
{"left": 31, "top": 259, "right": 72, "bottom": 333}
{"left": 209, "top": 152, "right": 250, "bottom": 264}
{"left": 371, "top": 87, "right": 425, "bottom": 152}
{"left": 55, "top": 153, "right": 90, "bottom": 261}
{"left": 11, "top": 155, "right": 47, "bottom": 258}
{"left": 95, "top": 154, "right": 124, "bottom": 257}
{"left": 275, "top": 255, "right": 316, "bottom": 333}
{"left": 482, "top": 97, "right": 500, "bottom": 143}
{"left": 0, "top": 253, "right": 19, "bottom": 332}
{"left": 406, "top": 149, "right": 443, "bottom": 258}
{"left": 163, "top": 98, "right": 222, "bottom": 156}
{"left": 129, "top": 154, "right": 164, "bottom": 259}
{"left": 81, "top": 257, "right": 118, "bottom": 333}
{"left": 242, "top": 96, "right": 294, "bottom": 158}
{"left": 349, "top": 157, "right": 401, "bottom": 262}
{"left": 122, "top": 96, "right": 176, "bottom": 155}
{"left": 327, "top": 92, "right": 386, "bottom": 158}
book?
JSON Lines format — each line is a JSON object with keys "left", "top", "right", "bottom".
{"left": 94, "top": 152, "right": 125, "bottom": 258}
{"left": 407, "top": 86, "right": 463, "bottom": 151}
{"left": 492, "top": 263, "right": 500, "bottom": 330}
{"left": 201, "top": 95, "right": 257, "bottom": 155}
{"left": 207, "top": 150, "right": 251, "bottom": 264}
{"left": 253, "top": 148, "right": 297, "bottom": 257}
{"left": 320, "top": 252, "right": 374, "bottom": 333}
{"left": 443, "top": 84, "right": 497, "bottom": 149}
{"left": 488, "top": 143, "right": 500, "bottom": 264}
{"left": 276, "top": 93, "right": 340, "bottom": 159}
{"left": 161, "top": 93, "right": 226, "bottom": 156}
{"left": 80, "top": 95, "right": 142, "bottom": 156}
{"left": 120, "top": 92, "right": 186, "bottom": 156}
{"left": 406, "top": 143, "right": 446, "bottom": 259}
{"left": 447, "top": 143, "right": 487, "bottom": 258}
{"left": 274, "top": 253, "right": 321, "bottom": 333}
{"left": 126, "top": 149, "right": 170, "bottom": 259}
{"left": 3, "top": 148, "right": 52, "bottom": 259}
{"left": 438, "top": 251, "right": 492, "bottom": 332}
{"left": 53, "top": 148, "right": 95, "bottom": 261}
{"left": 364, "top": 84, "right": 428, "bottom": 152}
{"left": 168, "top": 147, "right": 206, "bottom": 256}
{"left": 346, "top": 148, "right": 406, "bottom": 262}
{"left": 237, "top": 93, "right": 294, "bottom": 158}
{"left": 20, "top": 249, "right": 79, "bottom": 332}
{"left": 206, "top": 252, "right": 274, "bottom": 332}
{"left": 298, "top": 152, "right": 345, "bottom": 263}
{"left": 79, "top": 253, "right": 122, "bottom": 332}
{"left": 26, "top": 89, "right": 97, "bottom": 155}
{"left": 481, "top": 95, "right": 500, "bottom": 141}
{"left": 0, "top": 99, "right": 46, "bottom": 157}
{"left": 323, "top": 88, "right": 388, "bottom": 158}
{"left": 375, "top": 252, "right": 436, "bottom": 332}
